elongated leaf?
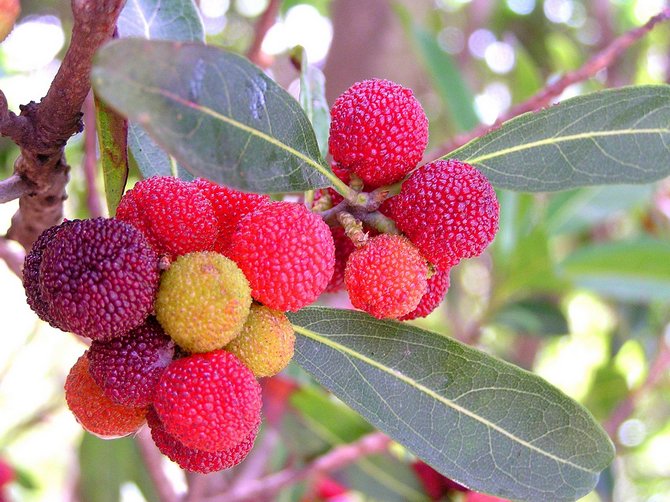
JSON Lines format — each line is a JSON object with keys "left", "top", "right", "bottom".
{"left": 493, "top": 298, "right": 568, "bottom": 336}
{"left": 289, "top": 307, "right": 615, "bottom": 502}
{"left": 560, "top": 239, "right": 670, "bottom": 301}
{"left": 446, "top": 86, "right": 670, "bottom": 191}
{"left": 92, "top": 39, "right": 331, "bottom": 193}
{"left": 294, "top": 47, "right": 330, "bottom": 158}
{"left": 95, "top": 95, "right": 128, "bottom": 215}
{"left": 117, "top": 0, "right": 204, "bottom": 181}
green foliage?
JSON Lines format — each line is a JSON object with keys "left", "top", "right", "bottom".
{"left": 94, "top": 96, "right": 128, "bottom": 215}
{"left": 447, "top": 86, "right": 670, "bottom": 191}
{"left": 289, "top": 307, "right": 615, "bottom": 501}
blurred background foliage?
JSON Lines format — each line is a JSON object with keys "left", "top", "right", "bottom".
{"left": 0, "top": 0, "right": 669, "bottom": 501}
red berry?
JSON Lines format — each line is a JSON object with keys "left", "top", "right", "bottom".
{"left": 116, "top": 176, "right": 218, "bottom": 259}
{"left": 345, "top": 234, "right": 428, "bottom": 319}
{"left": 193, "top": 178, "right": 271, "bottom": 255}
{"left": 382, "top": 159, "right": 499, "bottom": 270}
{"left": 153, "top": 350, "right": 262, "bottom": 452}
{"left": 228, "top": 201, "right": 335, "bottom": 311}
{"left": 0, "top": 459, "right": 13, "bottom": 487}
{"left": 399, "top": 269, "right": 451, "bottom": 321}
{"left": 412, "top": 461, "right": 468, "bottom": 501}
{"left": 324, "top": 226, "right": 357, "bottom": 293}
{"left": 64, "top": 355, "right": 147, "bottom": 438}
{"left": 329, "top": 79, "right": 428, "bottom": 188}
{"left": 87, "top": 318, "right": 175, "bottom": 407}
{"left": 39, "top": 218, "right": 159, "bottom": 340}
{"left": 147, "top": 407, "right": 258, "bottom": 474}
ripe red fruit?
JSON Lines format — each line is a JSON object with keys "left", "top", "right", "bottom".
{"left": 399, "top": 269, "right": 451, "bottom": 321}
{"left": 0, "top": 459, "right": 13, "bottom": 487}
{"left": 345, "top": 234, "right": 428, "bottom": 319}
{"left": 87, "top": 318, "right": 175, "bottom": 407}
{"left": 23, "top": 220, "right": 74, "bottom": 327}
{"left": 324, "top": 226, "right": 357, "bottom": 293}
{"left": 116, "top": 176, "right": 218, "bottom": 259}
{"left": 412, "top": 461, "right": 468, "bottom": 501}
{"left": 228, "top": 201, "right": 335, "bottom": 311}
{"left": 39, "top": 218, "right": 159, "bottom": 340}
{"left": 64, "top": 355, "right": 147, "bottom": 438}
{"left": 147, "top": 407, "right": 258, "bottom": 474}
{"left": 153, "top": 350, "right": 262, "bottom": 452}
{"left": 329, "top": 79, "right": 429, "bottom": 188}
{"left": 382, "top": 159, "right": 499, "bottom": 270}
{"left": 194, "top": 178, "right": 271, "bottom": 255}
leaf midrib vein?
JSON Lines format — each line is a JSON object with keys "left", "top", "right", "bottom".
{"left": 293, "top": 325, "right": 596, "bottom": 474}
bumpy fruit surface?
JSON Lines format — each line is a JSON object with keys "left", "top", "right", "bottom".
{"left": 156, "top": 252, "right": 252, "bottom": 353}
{"left": 23, "top": 220, "right": 74, "bottom": 327}
{"left": 400, "top": 269, "right": 451, "bottom": 321}
{"left": 226, "top": 304, "right": 295, "bottom": 377}
{"left": 116, "top": 176, "right": 218, "bottom": 259}
{"left": 64, "top": 355, "right": 147, "bottom": 438}
{"left": 329, "top": 79, "right": 429, "bottom": 188}
{"left": 324, "top": 226, "right": 356, "bottom": 293}
{"left": 228, "top": 202, "right": 335, "bottom": 311}
{"left": 345, "top": 234, "right": 428, "bottom": 319}
{"left": 382, "top": 159, "right": 499, "bottom": 271}
{"left": 153, "top": 350, "right": 262, "bottom": 452}
{"left": 87, "top": 318, "right": 175, "bottom": 407}
{"left": 194, "top": 178, "right": 270, "bottom": 255}
{"left": 147, "top": 407, "right": 258, "bottom": 474}
{"left": 39, "top": 218, "right": 159, "bottom": 340}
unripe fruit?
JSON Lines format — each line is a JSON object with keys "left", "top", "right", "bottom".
{"left": 64, "top": 355, "right": 147, "bottom": 438}
{"left": 39, "top": 218, "right": 159, "bottom": 340}
{"left": 156, "top": 252, "right": 252, "bottom": 353}
{"left": 226, "top": 304, "right": 295, "bottom": 378}
{"left": 194, "top": 178, "right": 271, "bottom": 255}
{"left": 87, "top": 318, "right": 175, "bottom": 407}
{"left": 116, "top": 176, "right": 218, "bottom": 259}
{"left": 329, "top": 79, "right": 429, "bottom": 188}
{"left": 382, "top": 159, "right": 499, "bottom": 270}
{"left": 399, "top": 269, "right": 451, "bottom": 321}
{"left": 153, "top": 350, "right": 262, "bottom": 452}
{"left": 345, "top": 234, "right": 428, "bottom": 319}
{"left": 147, "top": 407, "right": 258, "bottom": 474}
{"left": 228, "top": 202, "right": 335, "bottom": 311}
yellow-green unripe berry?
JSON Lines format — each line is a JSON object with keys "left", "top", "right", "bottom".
{"left": 156, "top": 252, "right": 252, "bottom": 353}
{"left": 225, "top": 304, "right": 295, "bottom": 377}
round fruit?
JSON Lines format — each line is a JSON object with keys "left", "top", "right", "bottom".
{"left": 381, "top": 159, "right": 499, "bottom": 270}
{"left": 39, "top": 218, "right": 159, "bottom": 340}
{"left": 147, "top": 407, "right": 258, "bottom": 474}
{"left": 155, "top": 252, "right": 252, "bottom": 353}
{"left": 329, "top": 79, "right": 429, "bottom": 188}
{"left": 116, "top": 176, "right": 218, "bottom": 259}
{"left": 87, "top": 318, "right": 175, "bottom": 407}
{"left": 226, "top": 304, "right": 295, "bottom": 378}
{"left": 345, "top": 234, "right": 428, "bottom": 319}
{"left": 399, "top": 269, "right": 451, "bottom": 321}
{"left": 64, "top": 354, "right": 147, "bottom": 438}
{"left": 153, "top": 350, "right": 262, "bottom": 452}
{"left": 228, "top": 201, "right": 335, "bottom": 311}
{"left": 324, "top": 226, "right": 357, "bottom": 293}
{"left": 194, "top": 178, "right": 271, "bottom": 255}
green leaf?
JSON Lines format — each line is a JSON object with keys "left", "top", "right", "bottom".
{"left": 289, "top": 307, "right": 615, "bottom": 502}
{"left": 117, "top": 0, "right": 204, "bottom": 41}
{"left": 560, "top": 239, "right": 670, "bottom": 302}
{"left": 94, "top": 95, "right": 128, "bottom": 215}
{"left": 546, "top": 185, "right": 653, "bottom": 235}
{"left": 117, "top": 0, "right": 204, "bottom": 181}
{"left": 493, "top": 298, "right": 569, "bottom": 336}
{"left": 394, "top": 3, "right": 478, "bottom": 132}
{"left": 92, "top": 39, "right": 332, "bottom": 193}
{"left": 446, "top": 86, "right": 670, "bottom": 191}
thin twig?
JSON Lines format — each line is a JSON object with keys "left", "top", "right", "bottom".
{"left": 82, "top": 93, "right": 103, "bottom": 218}
{"left": 0, "top": 174, "right": 30, "bottom": 204}
{"left": 246, "top": 0, "right": 281, "bottom": 67}
{"left": 429, "top": 8, "right": 670, "bottom": 159}
{"left": 213, "top": 431, "right": 390, "bottom": 502}
{"left": 604, "top": 336, "right": 670, "bottom": 440}
{"left": 135, "top": 427, "right": 181, "bottom": 502}
{"left": 0, "top": 236, "right": 24, "bottom": 278}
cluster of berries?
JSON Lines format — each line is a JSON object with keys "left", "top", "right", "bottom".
{"left": 23, "top": 176, "right": 336, "bottom": 473}
{"left": 322, "top": 79, "right": 499, "bottom": 320}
